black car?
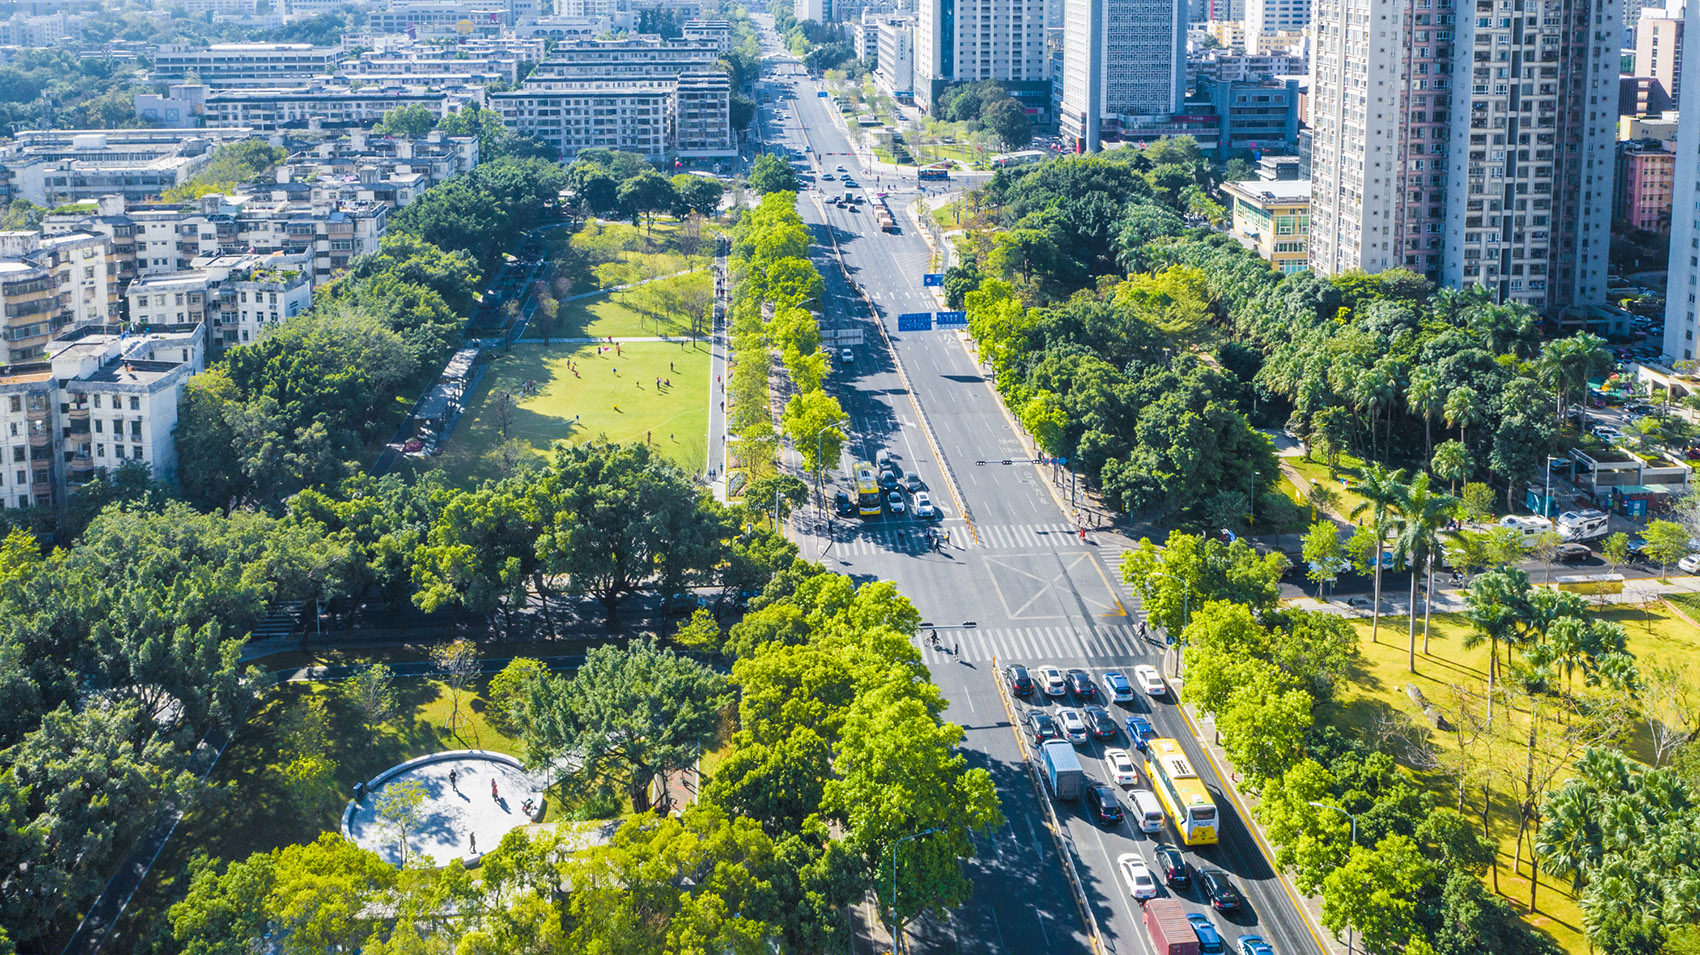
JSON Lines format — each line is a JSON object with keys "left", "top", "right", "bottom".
{"left": 1199, "top": 868, "right": 1244, "bottom": 911}
{"left": 1083, "top": 784, "right": 1124, "bottom": 827}
{"left": 833, "top": 489, "right": 855, "bottom": 516}
{"left": 879, "top": 466, "right": 901, "bottom": 489}
{"left": 1023, "top": 709, "right": 1061, "bottom": 744}
{"left": 1066, "top": 668, "right": 1096, "bottom": 700}
{"left": 1154, "top": 843, "right": 1190, "bottom": 888}
{"left": 1083, "top": 705, "right": 1117, "bottom": 741}
{"left": 1005, "top": 665, "right": 1034, "bottom": 696}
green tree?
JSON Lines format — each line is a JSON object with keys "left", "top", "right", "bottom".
{"left": 374, "top": 103, "right": 436, "bottom": 138}
{"left": 1431, "top": 440, "right": 1470, "bottom": 495}
{"left": 1461, "top": 481, "right": 1496, "bottom": 523}
{"left": 983, "top": 96, "right": 1032, "bottom": 150}
{"left": 1302, "top": 520, "right": 1346, "bottom": 598}
{"left": 342, "top": 663, "right": 397, "bottom": 730}
{"left": 524, "top": 637, "right": 730, "bottom": 811}
{"left": 1348, "top": 463, "right": 1406, "bottom": 645}
{"left": 744, "top": 473, "right": 809, "bottom": 529}
{"left": 1320, "top": 834, "right": 1436, "bottom": 955}
{"left": 1387, "top": 472, "right": 1458, "bottom": 666}
{"left": 1601, "top": 531, "right": 1631, "bottom": 580}
{"left": 618, "top": 169, "right": 679, "bottom": 232}
{"left": 670, "top": 173, "right": 724, "bottom": 218}
{"left": 747, "top": 153, "right": 799, "bottom": 194}
{"left": 1643, "top": 519, "right": 1692, "bottom": 576}
{"left": 1444, "top": 385, "right": 1484, "bottom": 447}
{"left": 1119, "top": 530, "right": 1289, "bottom": 636}
{"left": 780, "top": 389, "right": 846, "bottom": 492}
{"left": 374, "top": 779, "right": 428, "bottom": 865}
{"left": 1216, "top": 668, "right": 1313, "bottom": 786}
{"left": 487, "top": 657, "right": 548, "bottom": 730}
{"left": 430, "top": 638, "right": 479, "bottom": 733}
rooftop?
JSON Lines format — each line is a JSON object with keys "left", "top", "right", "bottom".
{"left": 1226, "top": 178, "right": 1311, "bottom": 202}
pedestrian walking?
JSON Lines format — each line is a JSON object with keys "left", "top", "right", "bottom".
{"left": 449, "top": 769, "right": 458, "bottom": 791}
{"left": 954, "top": 640, "right": 960, "bottom": 655}
{"left": 469, "top": 833, "right": 477, "bottom": 853}
{"left": 491, "top": 779, "right": 499, "bottom": 800}
{"left": 670, "top": 361, "right": 675, "bottom": 371}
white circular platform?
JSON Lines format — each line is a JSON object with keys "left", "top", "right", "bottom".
{"left": 342, "top": 750, "right": 543, "bottom": 867}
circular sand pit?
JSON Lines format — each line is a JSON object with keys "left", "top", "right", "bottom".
{"left": 343, "top": 750, "right": 544, "bottom": 866}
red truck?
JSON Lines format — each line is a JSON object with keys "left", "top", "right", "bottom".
{"left": 1144, "top": 898, "right": 1201, "bottom": 955}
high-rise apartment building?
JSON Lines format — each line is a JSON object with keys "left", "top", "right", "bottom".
{"left": 1309, "top": 0, "right": 1619, "bottom": 318}
{"left": 1244, "top": 0, "right": 1311, "bottom": 48}
{"left": 914, "top": 0, "right": 1052, "bottom": 109}
{"left": 1059, "top": 0, "right": 1186, "bottom": 149}
{"left": 1637, "top": 1, "right": 1685, "bottom": 104}
{"left": 1660, "top": 0, "right": 1700, "bottom": 359}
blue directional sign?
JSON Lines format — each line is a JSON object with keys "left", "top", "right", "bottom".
{"left": 934, "top": 310, "right": 967, "bottom": 327}
{"left": 897, "top": 312, "right": 933, "bottom": 331}
{"left": 922, "top": 273, "right": 945, "bottom": 287}
{"left": 817, "top": 90, "right": 830, "bottom": 97}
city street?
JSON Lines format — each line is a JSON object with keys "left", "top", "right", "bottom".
{"left": 751, "top": 39, "right": 1332, "bottom": 955}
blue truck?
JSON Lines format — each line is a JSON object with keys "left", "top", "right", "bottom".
{"left": 1041, "top": 739, "right": 1085, "bottom": 800}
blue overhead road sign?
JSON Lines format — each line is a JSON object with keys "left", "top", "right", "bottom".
{"left": 935, "top": 310, "right": 967, "bottom": 327}
{"left": 923, "top": 273, "right": 945, "bottom": 286}
{"left": 897, "top": 312, "right": 933, "bottom": 331}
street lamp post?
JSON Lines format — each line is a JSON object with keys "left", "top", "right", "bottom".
{"left": 805, "top": 418, "right": 848, "bottom": 517}
{"left": 1148, "top": 572, "right": 1191, "bottom": 678}
{"left": 1307, "top": 802, "right": 1359, "bottom": 954}
{"left": 1542, "top": 454, "right": 1565, "bottom": 521}
{"left": 889, "top": 827, "right": 943, "bottom": 954}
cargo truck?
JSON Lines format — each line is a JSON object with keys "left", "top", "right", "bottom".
{"left": 1041, "top": 739, "right": 1085, "bottom": 799}
{"left": 1143, "top": 898, "right": 1201, "bottom": 955}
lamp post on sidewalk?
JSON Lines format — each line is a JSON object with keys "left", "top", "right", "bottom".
{"left": 1307, "top": 802, "right": 1359, "bottom": 954}
{"left": 889, "top": 827, "right": 943, "bottom": 954}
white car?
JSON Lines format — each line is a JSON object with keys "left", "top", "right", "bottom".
{"left": 840, "top": 347, "right": 854, "bottom": 362}
{"left": 1118, "top": 854, "right": 1159, "bottom": 901}
{"left": 1059, "top": 708, "right": 1090, "bottom": 744}
{"left": 914, "top": 491, "right": 936, "bottom": 518}
{"left": 1038, "top": 666, "right": 1068, "bottom": 697}
{"left": 1134, "top": 665, "right": 1168, "bottom": 698}
{"left": 1102, "top": 670, "right": 1136, "bottom": 702}
{"left": 1105, "top": 748, "right": 1139, "bottom": 786}
{"left": 1680, "top": 553, "right": 1700, "bottom": 574}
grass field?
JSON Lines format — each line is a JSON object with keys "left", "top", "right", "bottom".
{"left": 542, "top": 270, "right": 712, "bottom": 340}
{"left": 551, "top": 218, "right": 714, "bottom": 294}
{"left": 1318, "top": 603, "right": 1700, "bottom": 954}
{"left": 445, "top": 339, "right": 710, "bottom": 484}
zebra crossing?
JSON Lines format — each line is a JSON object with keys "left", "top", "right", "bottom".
{"left": 819, "top": 521, "right": 1141, "bottom": 558}
{"left": 916, "top": 623, "right": 1158, "bottom": 665}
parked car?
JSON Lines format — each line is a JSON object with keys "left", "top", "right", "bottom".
{"left": 1022, "top": 709, "right": 1061, "bottom": 744}
{"left": 1118, "top": 853, "right": 1159, "bottom": 900}
{"left": 1199, "top": 868, "right": 1244, "bottom": 911}
{"left": 1154, "top": 843, "right": 1190, "bottom": 888}
{"left": 1066, "top": 668, "right": 1096, "bottom": 700}
{"left": 1084, "top": 783, "right": 1124, "bottom": 827}
{"left": 1104, "top": 747, "right": 1140, "bottom": 785}
{"left": 1134, "top": 665, "right": 1168, "bottom": 698}
{"left": 1058, "top": 708, "right": 1090, "bottom": 744}
{"left": 1084, "top": 705, "right": 1118, "bottom": 740}
{"left": 1554, "top": 542, "right": 1592, "bottom": 563}
{"left": 1680, "top": 553, "right": 1700, "bottom": 574}
{"left": 1038, "top": 666, "right": 1068, "bottom": 697}
{"left": 1004, "top": 665, "right": 1034, "bottom": 696}
{"left": 1125, "top": 715, "right": 1156, "bottom": 751}
{"left": 1102, "top": 670, "right": 1135, "bottom": 702}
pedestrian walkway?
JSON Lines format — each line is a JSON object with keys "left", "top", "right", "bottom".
{"left": 814, "top": 521, "right": 1137, "bottom": 557}
{"left": 917, "top": 623, "right": 1158, "bottom": 665}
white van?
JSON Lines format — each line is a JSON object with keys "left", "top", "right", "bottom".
{"left": 1129, "top": 790, "right": 1166, "bottom": 834}
{"left": 1495, "top": 514, "right": 1554, "bottom": 543}
{"left": 1556, "top": 509, "right": 1609, "bottom": 542}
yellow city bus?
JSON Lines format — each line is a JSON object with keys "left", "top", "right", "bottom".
{"left": 1143, "top": 738, "right": 1219, "bottom": 846}
{"left": 855, "top": 461, "right": 882, "bottom": 517}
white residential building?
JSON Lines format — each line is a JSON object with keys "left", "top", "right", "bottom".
{"left": 151, "top": 43, "right": 345, "bottom": 82}
{"left": 492, "top": 79, "right": 676, "bottom": 159}
{"left": 914, "top": 0, "right": 1053, "bottom": 110}
{"left": 1662, "top": 0, "right": 1700, "bottom": 359}
{"left": 876, "top": 15, "right": 918, "bottom": 96}
{"left": 1244, "top": 0, "right": 1310, "bottom": 51}
{"left": 127, "top": 254, "right": 310, "bottom": 348}
{"left": 199, "top": 86, "right": 483, "bottom": 130}
{"left": 1060, "top": 0, "right": 1186, "bottom": 150}
{"left": 1308, "top": 0, "right": 1618, "bottom": 322}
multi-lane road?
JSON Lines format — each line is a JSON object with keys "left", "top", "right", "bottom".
{"left": 746, "top": 31, "right": 1334, "bottom": 955}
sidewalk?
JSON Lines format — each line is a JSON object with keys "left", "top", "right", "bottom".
{"left": 1284, "top": 571, "right": 1700, "bottom": 617}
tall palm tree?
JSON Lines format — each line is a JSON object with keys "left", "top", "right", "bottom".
{"left": 1349, "top": 464, "right": 1406, "bottom": 645}
{"left": 1388, "top": 472, "right": 1458, "bottom": 670}
{"left": 1408, "top": 368, "right": 1443, "bottom": 460}
{"left": 1444, "top": 385, "right": 1484, "bottom": 448}
{"left": 1536, "top": 780, "right": 1603, "bottom": 893}
{"left": 1537, "top": 332, "right": 1611, "bottom": 433}
{"left": 1353, "top": 366, "right": 1398, "bottom": 460}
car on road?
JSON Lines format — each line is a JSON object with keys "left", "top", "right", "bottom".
{"left": 834, "top": 489, "right": 855, "bottom": 515}
{"left": 1134, "top": 665, "right": 1168, "bottom": 698}
{"left": 1066, "top": 668, "right": 1096, "bottom": 700}
{"left": 1186, "top": 913, "right": 1226, "bottom": 955}
{"left": 1022, "top": 709, "right": 1061, "bottom": 744}
{"left": 1237, "top": 936, "right": 1275, "bottom": 955}
{"left": 839, "top": 347, "right": 853, "bottom": 362}
{"left": 821, "top": 173, "right": 835, "bottom": 180}
{"left": 1154, "top": 843, "right": 1190, "bottom": 888}
{"left": 1038, "top": 666, "right": 1067, "bottom": 697}
{"left": 1084, "top": 705, "right": 1118, "bottom": 740}
{"left": 913, "top": 492, "right": 936, "bottom": 518}
{"left": 1058, "top": 708, "right": 1090, "bottom": 744}
{"left": 1117, "top": 853, "right": 1159, "bottom": 900}
{"left": 1681, "top": 553, "right": 1700, "bottom": 574}
{"left": 835, "top": 164, "right": 847, "bottom": 171}
{"left": 1554, "top": 542, "right": 1592, "bottom": 563}
{"left": 906, "top": 473, "right": 924, "bottom": 491}
{"left": 1594, "top": 425, "right": 1624, "bottom": 442}
{"left": 885, "top": 490, "right": 906, "bottom": 515}
{"left": 1102, "top": 670, "right": 1135, "bottom": 702}
{"left": 1083, "top": 783, "right": 1124, "bottom": 827}
{"left": 879, "top": 467, "right": 899, "bottom": 489}
{"left": 1004, "top": 665, "right": 1034, "bottom": 696}
{"left": 1199, "top": 868, "right": 1244, "bottom": 911}
{"left": 1104, "top": 747, "right": 1139, "bottom": 785}
{"left": 843, "top": 178, "right": 858, "bottom": 187}
{"left": 1125, "top": 715, "right": 1156, "bottom": 751}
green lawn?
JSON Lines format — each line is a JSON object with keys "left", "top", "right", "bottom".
{"left": 444, "top": 340, "right": 710, "bottom": 484}
{"left": 552, "top": 218, "right": 715, "bottom": 295}
{"left": 1317, "top": 604, "right": 1700, "bottom": 955}
{"left": 541, "top": 271, "right": 712, "bottom": 340}
{"left": 1285, "top": 451, "right": 1375, "bottom": 521}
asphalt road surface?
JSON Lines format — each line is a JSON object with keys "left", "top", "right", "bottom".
{"left": 752, "top": 40, "right": 1332, "bottom": 955}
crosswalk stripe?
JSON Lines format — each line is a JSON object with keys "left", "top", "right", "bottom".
{"left": 918, "top": 623, "right": 1156, "bottom": 664}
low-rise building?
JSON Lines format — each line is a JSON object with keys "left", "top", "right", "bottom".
{"left": 1616, "top": 138, "right": 1678, "bottom": 233}
{"left": 1223, "top": 178, "right": 1310, "bottom": 274}
{"left": 681, "top": 18, "right": 733, "bottom": 53}
{"left": 128, "top": 254, "right": 310, "bottom": 348}
{"left": 151, "top": 42, "right": 345, "bottom": 83}
{"left": 1196, "top": 75, "right": 1299, "bottom": 149}
{"left": 200, "top": 85, "right": 482, "bottom": 130}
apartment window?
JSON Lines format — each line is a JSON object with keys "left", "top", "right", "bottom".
{"left": 96, "top": 444, "right": 104, "bottom": 457}
{"left": 129, "top": 421, "right": 141, "bottom": 438}
{"left": 93, "top": 395, "right": 101, "bottom": 408}
{"left": 133, "top": 446, "right": 143, "bottom": 460}
{"left": 6, "top": 397, "right": 16, "bottom": 413}
{"left": 128, "top": 396, "right": 139, "bottom": 411}
{"left": 114, "top": 445, "right": 124, "bottom": 459}
{"left": 94, "top": 421, "right": 102, "bottom": 434}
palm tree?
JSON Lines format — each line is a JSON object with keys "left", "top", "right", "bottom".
{"left": 1353, "top": 365, "right": 1398, "bottom": 460}
{"left": 1536, "top": 779, "right": 1603, "bottom": 893}
{"left": 1537, "top": 332, "right": 1611, "bottom": 433}
{"left": 1388, "top": 472, "right": 1458, "bottom": 669}
{"left": 1348, "top": 464, "right": 1407, "bottom": 645}
{"left": 1408, "top": 368, "right": 1443, "bottom": 460}
{"left": 1431, "top": 440, "right": 1470, "bottom": 495}
{"left": 1444, "top": 385, "right": 1484, "bottom": 448}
